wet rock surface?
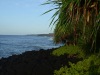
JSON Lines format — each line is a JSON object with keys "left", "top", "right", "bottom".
{"left": 0, "top": 48, "right": 81, "bottom": 75}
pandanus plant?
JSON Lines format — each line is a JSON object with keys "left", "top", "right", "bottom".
{"left": 43, "top": 0, "right": 100, "bottom": 53}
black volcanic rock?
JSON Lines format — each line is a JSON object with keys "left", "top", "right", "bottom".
{"left": 0, "top": 48, "right": 81, "bottom": 75}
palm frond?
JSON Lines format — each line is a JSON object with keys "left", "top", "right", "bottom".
{"left": 44, "top": 0, "right": 100, "bottom": 53}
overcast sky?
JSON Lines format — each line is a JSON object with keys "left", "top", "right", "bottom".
{"left": 0, "top": 0, "right": 55, "bottom": 35}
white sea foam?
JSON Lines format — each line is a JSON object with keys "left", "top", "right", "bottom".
{"left": 0, "top": 35, "right": 61, "bottom": 58}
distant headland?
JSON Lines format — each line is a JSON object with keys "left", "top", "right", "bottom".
{"left": 27, "top": 33, "right": 54, "bottom": 37}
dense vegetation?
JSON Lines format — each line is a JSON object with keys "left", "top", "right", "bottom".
{"left": 44, "top": 0, "right": 100, "bottom": 75}
{"left": 52, "top": 45, "right": 100, "bottom": 75}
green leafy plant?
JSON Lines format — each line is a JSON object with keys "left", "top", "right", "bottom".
{"left": 52, "top": 45, "right": 85, "bottom": 58}
{"left": 54, "top": 54, "right": 100, "bottom": 75}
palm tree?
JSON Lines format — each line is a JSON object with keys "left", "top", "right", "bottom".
{"left": 44, "top": 0, "right": 100, "bottom": 53}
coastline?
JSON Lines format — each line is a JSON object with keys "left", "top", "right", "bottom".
{"left": 0, "top": 48, "right": 81, "bottom": 75}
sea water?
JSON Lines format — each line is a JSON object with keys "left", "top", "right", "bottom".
{"left": 0, "top": 35, "right": 61, "bottom": 58}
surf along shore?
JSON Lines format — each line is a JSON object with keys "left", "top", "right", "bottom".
{"left": 0, "top": 48, "right": 82, "bottom": 75}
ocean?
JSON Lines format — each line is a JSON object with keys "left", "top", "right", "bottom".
{"left": 0, "top": 35, "right": 61, "bottom": 58}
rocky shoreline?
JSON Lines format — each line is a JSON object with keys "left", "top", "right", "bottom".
{"left": 0, "top": 48, "right": 81, "bottom": 75}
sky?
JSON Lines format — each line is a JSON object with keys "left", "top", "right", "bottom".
{"left": 0, "top": 0, "right": 55, "bottom": 35}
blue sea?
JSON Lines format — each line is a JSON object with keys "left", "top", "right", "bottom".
{"left": 0, "top": 35, "right": 61, "bottom": 58}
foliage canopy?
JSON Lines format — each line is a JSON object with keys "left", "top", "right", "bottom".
{"left": 44, "top": 0, "right": 100, "bottom": 53}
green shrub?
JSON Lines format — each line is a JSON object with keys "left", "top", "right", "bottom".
{"left": 52, "top": 45, "right": 85, "bottom": 58}
{"left": 54, "top": 55, "right": 100, "bottom": 75}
